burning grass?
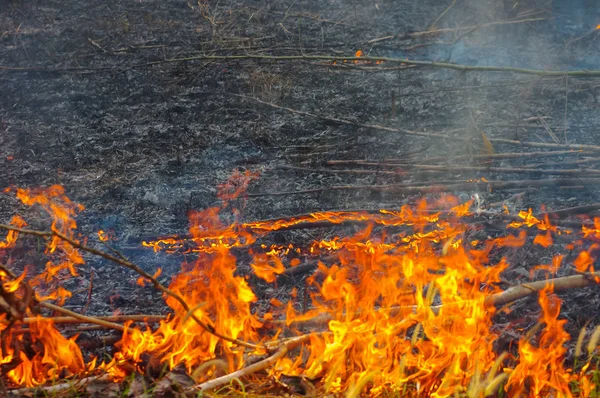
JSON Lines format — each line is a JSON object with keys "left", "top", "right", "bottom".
{"left": 3, "top": 173, "right": 600, "bottom": 396}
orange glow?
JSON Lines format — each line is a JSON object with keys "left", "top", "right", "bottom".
{"left": 5, "top": 318, "right": 84, "bottom": 386}
{"left": 137, "top": 268, "right": 162, "bottom": 287}
{"left": 0, "top": 215, "right": 27, "bottom": 249}
{"left": 98, "top": 229, "right": 111, "bottom": 241}
{"left": 3, "top": 177, "right": 600, "bottom": 394}
{"left": 217, "top": 169, "right": 260, "bottom": 203}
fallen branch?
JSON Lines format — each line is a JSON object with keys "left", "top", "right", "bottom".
{"left": 246, "top": 178, "right": 600, "bottom": 197}
{"left": 278, "top": 256, "right": 338, "bottom": 281}
{"left": 281, "top": 164, "right": 600, "bottom": 176}
{"left": 368, "top": 16, "right": 547, "bottom": 43}
{"left": 487, "top": 272, "right": 600, "bottom": 308}
{"left": 331, "top": 150, "right": 593, "bottom": 165}
{"left": 540, "top": 203, "right": 600, "bottom": 219}
{"left": 39, "top": 302, "right": 125, "bottom": 332}
{"left": 17, "top": 314, "right": 165, "bottom": 325}
{"left": 195, "top": 333, "right": 317, "bottom": 393}
{"left": 275, "top": 271, "right": 600, "bottom": 330}
{"left": 243, "top": 96, "right": 600, "bottom": 151}
{"left": 3, "top": 51, "right": 600, "bottom": 77}
{"left": 0, "top": 224, "right": 260, "bottom": 351}
{"left": 7, "top": 374, "right": 113, "bottom": 397}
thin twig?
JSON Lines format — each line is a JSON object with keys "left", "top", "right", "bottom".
{"left": 0, "top": 224, "right": 260, "bottom": 351}
{"left": 332, "top": 150, "right": 598, "bottom": 167}
{"left": 564, "top": 74, "right": 569, "bottom": 143}
{"left": 4, "top": 51, "right": 600, "bottom": 77}
{"left": 246, "top": 178, "right": 600, "bottom": 197}
{"left": 7, "top": 374, "right": 112, "bottom": 396}
{"left": 428, "top": 0, "right": 457, "bottom": 29}
{"left": 241, "top": 95, "right": 600, "bottom": 151}
{"left": 39, "top": 302, "right": 125, "bottom": 332}
{"left": 367, "top": 17, "right": 547, "bottom": 43}
{"left": 9, "top": 314, "right": 165, "bottom": 325}
{"left": 281, "top": 164, "right": 600, "bottom": 176}
{"left": 332, "top": 151, "right": 594, "bottom": 165}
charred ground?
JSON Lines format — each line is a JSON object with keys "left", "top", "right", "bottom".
{"left": 2, "top": 0, "right": 600, "bottom": 394}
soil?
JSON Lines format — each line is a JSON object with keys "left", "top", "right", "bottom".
{"left": 2, "top": 0, "right": 600, "bottom": 391}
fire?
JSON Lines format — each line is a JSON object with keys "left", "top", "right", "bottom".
{"left": 2, "top": 176, "right": 600, "bottom": 395}
{"left": 97, "top": 229, "right": 110, "bottom": 242}
{"left": 505, "top": 287, "right": 572, "bottom": 396}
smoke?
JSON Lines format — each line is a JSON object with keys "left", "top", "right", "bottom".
{"left": 388, "top": 0, "right": 600, "bottom": 206}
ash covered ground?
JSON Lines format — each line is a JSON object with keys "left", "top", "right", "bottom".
{"left": 2, "top": 0, "right": 600, "bottom": 364}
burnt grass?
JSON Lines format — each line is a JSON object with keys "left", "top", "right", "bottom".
{"left": 2, "top": 0, "right": 600, "bottom": 393}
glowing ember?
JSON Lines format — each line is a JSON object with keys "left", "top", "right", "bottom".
{"left": 97, "top": 230, "right": 110, "bottom": 242}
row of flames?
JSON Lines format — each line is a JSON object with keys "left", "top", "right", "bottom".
{"left": 1, "top": 174, "right": 600, "bottom": 396}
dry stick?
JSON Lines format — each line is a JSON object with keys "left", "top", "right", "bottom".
{"left": 262, "top": 9, "right": 354, "bottom": 27}
{"left": 246, "top": 178, "right": 600, "bottom": 197}
{"left": 195, "top": 333, "right": 317, "bottom": 392}
{"left": 281, "top": 164, "right": 600, "bottom": 176}
{"left": 278, "top": 255, "right": 338, "bottom": 281}
{"left": 279, "top": 165, "right": 406, "bottom": 176}
{"left": 7, "top": 374, "right": 113, "bottom": 397}
{"left": 1, "top": 251, "right": 125, "bottom": 331}
{"left": 280, "top": 272, "right": 600, "bottom": 331}
{"left": 540, "top": 203, "right": 600, "bottom": 219}
{"left": 428, "top": 0, "right": 457, "bottom": 29}
{"left": 520, "top": 158, "right": 600, "bottom": 169}
{"left": 133, "top": 54, "right": 600, "bottom": 77}
{"left": 244, "top": 96, "right": 600, "bottom": 151}
{"left": 4, "top": 50, "right": 600, "bottom": 77}
{"left": 486, "top": 273, "right": 600, "bottom": 308}
{"left": 366, "top": 17, "right": 547, "bottom": 43}
{"left": 331, "top": 151, "right": 594, "bottom": 165}
{"left": 0, "top": 224, "right": 259, "bottom": 351}
{"left": 39, "top": 302, "right": 125, "bottom": 332}
{"left": 16, "top": 314, "right": 165, "bottom": 325}
{"left": 50, "top": 230, "right": 260, "bottom": 350}
{"left": 564, "top": 74, "right": 569, "bottom": 143}
{"left": 278, "top": 165, "right": 469, "bottom": 179}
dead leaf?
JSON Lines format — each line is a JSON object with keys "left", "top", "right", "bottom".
{"left": 151, "top": 367, "right": 195, "bottom": 398}
{"left": 481, "top": 131, "right": 495, "bottom": 155}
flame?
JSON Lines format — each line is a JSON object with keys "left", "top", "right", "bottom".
{"left": 0, "top": 215, "right": 27, "bottom": 249}
{"left": 216, "top": 169, "right": 260, "bottom": 203}
{"left": 97, "top": 229, "right": 112, "bottom": 242}
{"left": 505, "top": 287, "right": 572, "bottom": 396}
{"left": 4, "top": 177, "right": 600, "bottom": 394}
{"left": 5, "top": 318, "right": 84, "bottom": 386}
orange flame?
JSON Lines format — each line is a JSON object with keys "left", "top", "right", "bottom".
{"left": 3, "top": 179, "right": 600, "bottom": 394}
{"left": 0, "top": 215, "right": 27, "bottom": 249}
{"left": 6, "top": 318, "right": 84, "bottom": 386}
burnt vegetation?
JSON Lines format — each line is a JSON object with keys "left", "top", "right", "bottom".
{"left": 2, "top": 0, "right": 600, "bottom": 396}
